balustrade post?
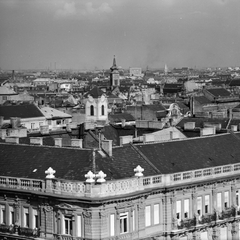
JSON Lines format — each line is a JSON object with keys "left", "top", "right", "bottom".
{"left": 212, "top": 226, "right": 220, "bottom": 240}
{"left": 231, "top": 221, "right": 239, "bottom": 240}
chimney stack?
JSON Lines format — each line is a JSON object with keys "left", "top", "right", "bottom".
{"left": 101, "top": 140, "right": 113, "bottom": 156}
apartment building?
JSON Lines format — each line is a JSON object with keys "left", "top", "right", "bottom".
{"left": 1, "top": 133, "right": 240, "bottom": 239}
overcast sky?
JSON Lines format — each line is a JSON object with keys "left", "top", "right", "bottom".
{"left": 0, "top": 0, "right": 240, "bottom": 70}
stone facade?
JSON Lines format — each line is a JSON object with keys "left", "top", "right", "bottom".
{"left": 1, "top": 162, "right": 240, "bottom": 239}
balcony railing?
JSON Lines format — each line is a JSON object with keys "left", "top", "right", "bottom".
{"left": 218, "top": 207, "right": 236, "bottom": 220}
{"left": 53, "top": 234, "right": 83, "bottom": 240}
{"left": 0, "top": 225, "right": 39, "bottom": 238}
{"left": 18, "top": 227, "right": 40, "bottom": 238}
{"left": 0, "top": 224, "right": 15, "bottom": 234}
{"left": 177, "top": 218, "right": 196, "bottom": 229}
{"left": 1, "top": 162, "right": 240, "bottom": 198}
{"left": 199, "top": 212, "right": 217, "bottom": 224}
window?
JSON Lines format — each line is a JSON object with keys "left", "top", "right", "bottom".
{"left": 205, "top": 195, "right": 210, "bottom": 214}
{"left": 154, "top": 204, "right": 160, "bottom": 225}
{"left": 145, "top": 206, "right": 151, "bottom": 227}
{"left": 120, "top": 213, "right": 128, "bottom": 234}
{"left": 64, "top": 216, "right": 73, "bottom": 235}
{"left": 39, "top": 122, "right": 43, "bottom": 126}
{"left": 23, "top": 208, "right": 29, "bottom": 227}
{"left": 90, "top": 105, "right": 94, "bottom": 116}
{"left": 236, "top": 190, "right": 239, "bottom": 206}
{"left": 184, "top": 199, "right": 189, "bottom": 219}
{"left": 76, "top": 215, "right": 82, "bottom": 237}
{"left": 33, "top": 209, "right": 39, "bottom": 228}
{"left": 176, "top": 200, "right": 181, "bottom": 222}
{"left": 9, "top": 206, "right": 14, "bottom": 225}
{"left": 224, "top": 191, "right": 229, "bottom": 209}
{"left": 132, "top": 210, "right": 135, "bottom": 231}
{"left": 48, "top": 120, "right": 52, "bottom": 125}
{"left": 31, "top": 123, "right": 35, "bottom": 129}
{"left": 101, "top": 105, "right": 105, "bottom": 115}
{"left": 217, "top": 193, "right": 222, "bottom": 212}
{"left": 110, "top": 214, "right": 115, "bottom": 236}
{"left": 197, "top": 197, "right": 202, "bottom": 217}
{"left": 0, "top": 204, "right": 6, "bottom": 224}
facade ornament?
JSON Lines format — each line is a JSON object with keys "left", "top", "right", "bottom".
{"left": 134, "top": 165, "right": 144, "bottom": 177}
{"left": 96, "top": 170, "right": 107, "bottom": 183}
{"left": 45, "top": 167, "right": 56, "bottom": 179}
{"left": 85, "top": 171, "right": 96, "bottom": 183}
{"left": 42, "top": 203, "right": 53, "bottom": 212}
{"left": 82, "top": 210, "right": 92, "bottom": 219}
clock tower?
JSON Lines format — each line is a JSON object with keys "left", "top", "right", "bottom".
{"left": 110, "top": 55, "right": 120, "bottom": 87}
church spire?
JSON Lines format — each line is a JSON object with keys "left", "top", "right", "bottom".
{"left": 110, "top": 55, "right": 118, "bottom": 71}
{"left": 113, "top": 55, "right": 117, "bottom": 67}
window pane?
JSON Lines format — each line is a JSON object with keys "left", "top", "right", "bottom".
{"left": 145, "top": 206, "right": 151, "bottom": 227}
{"left": 110, "top": 214, "right": 114, "bottom": 236}
{"left": 154, "top": 204, "right": 159, "bottom": 224}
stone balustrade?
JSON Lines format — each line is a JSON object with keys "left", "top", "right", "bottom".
{"left": 1, "top": 162, "right": 240, "bottom": 198}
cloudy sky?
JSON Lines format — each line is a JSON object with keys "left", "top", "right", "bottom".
{"left": 0, "top": 0, "right": 240, "bottom": 70}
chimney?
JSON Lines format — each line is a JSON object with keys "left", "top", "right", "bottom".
{"left": 0, "top": 116, "right": 4, "bottom": 127}
{"left": 5, "top": 137, "right": 19, "bottom": 144}
{"left": 54, "top": 138, "right": 62, "bottom": 147}
{"left": 231, "top": 125, "right": 238, "bottom": 132}
{"left": 101, "top": 139, "right": 112, "bottom": 156}
{"left": 184, "top": 122, "right": 195, "bottom": 130}
{"left": 200, "top": 127, "right": 216, "bottom": 136}
{"left": 30, "top": 137, "right": 43, "bottom": 145}
{"left": 121, "top": 119, "right": 126, "bottom": 127}
{"left": 10, "top": 117, "right": 19, "bottom": 129}
{"left": 40, "top": 125, "right": 49, "bottom": 135}
{"left": 120, "top": 135, "right": 133, "bottom": 146}
{"left": 71, "top": 139, "right": 83, "bottom": 148}
{"left": 170, "top": 131, "right": 179, "bottom": 140}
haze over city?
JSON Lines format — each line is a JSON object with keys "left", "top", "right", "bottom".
{"left": 0, "top": 0, "right": 240, "bottom": 70}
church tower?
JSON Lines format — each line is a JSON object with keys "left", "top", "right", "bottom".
{"left": 84, "top": 86, "right": 108, "bottom": 124}
{"left": 110, "top": 55, "right": 120, "bottom": 87}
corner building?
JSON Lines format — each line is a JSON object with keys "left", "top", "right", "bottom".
{"left": 1, "top": 133, "right": 240, "bottom": 239}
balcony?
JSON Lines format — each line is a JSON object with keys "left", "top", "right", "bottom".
{"left": 1, "top": 161, "right": 240, "bottom": 199}
{"left": 177, "top": 218, "right": 196, "bottom": 229}
{"left": 199, "top": 212, "right": 217, "bottom": 224}
{"left": 218, "top": 207, "right": 236, "bottom": 220}
{"left": 18, "top": 227, "right": 40, "bottom": 238}
{"left": 0, "top": 225, "right": 39, "bottom": 238}
{"left": 0, "top": 224, "right": 15, "bottom": 234}
{"left": 53, "top": 234, "right": 83, "bottom": 240}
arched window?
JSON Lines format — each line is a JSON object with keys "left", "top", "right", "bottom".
{"left": 101, "top": 105, "right": 104, "bottom": 115}
{"left": 90, "top": 105, "right": 94, "bottom": 116}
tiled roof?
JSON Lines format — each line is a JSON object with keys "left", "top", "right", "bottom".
{"left": 134, "top": 133, "right": 240, "bottom": 174}
{"left": 1, "top": 133, "right": 240, "bottom": 181}
{"left": 0, "top": 86, "right": 17, "bottom": 95}
{"left": 109, "top": 113, "right": 135, "bottom": 123}
{"left": 205, "top": 88, "right": 231, "bottom": 97}
{"left": 40, "top": 107, "right": 72, "bottom": 119}
{"left": 194, "top": 96, "right": 212, "bottom": 105}
{"left": 84, "top": 86, "right": 104, "bottom": 98}
{"left": 0, "top": 104, "right": 45, "bottom": 120}
{"left": 177, "top": 117, "right": 229, "bottom": 129}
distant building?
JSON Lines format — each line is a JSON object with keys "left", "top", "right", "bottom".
{"left": 110, "top": 56, "right": 120, "bottom": 87}
{"left": 129, "top": 67, "right": 143, "bottom": 77}
{"left": 84, "top": 86, "right": 108, "bottom": 124}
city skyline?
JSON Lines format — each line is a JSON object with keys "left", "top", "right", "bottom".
{"left": 0, "top": 0, "right": 240, "bottom": 70}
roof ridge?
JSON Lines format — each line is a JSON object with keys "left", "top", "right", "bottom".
{"left": 129, "top": 143, "right": 161, "bottom": 174}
